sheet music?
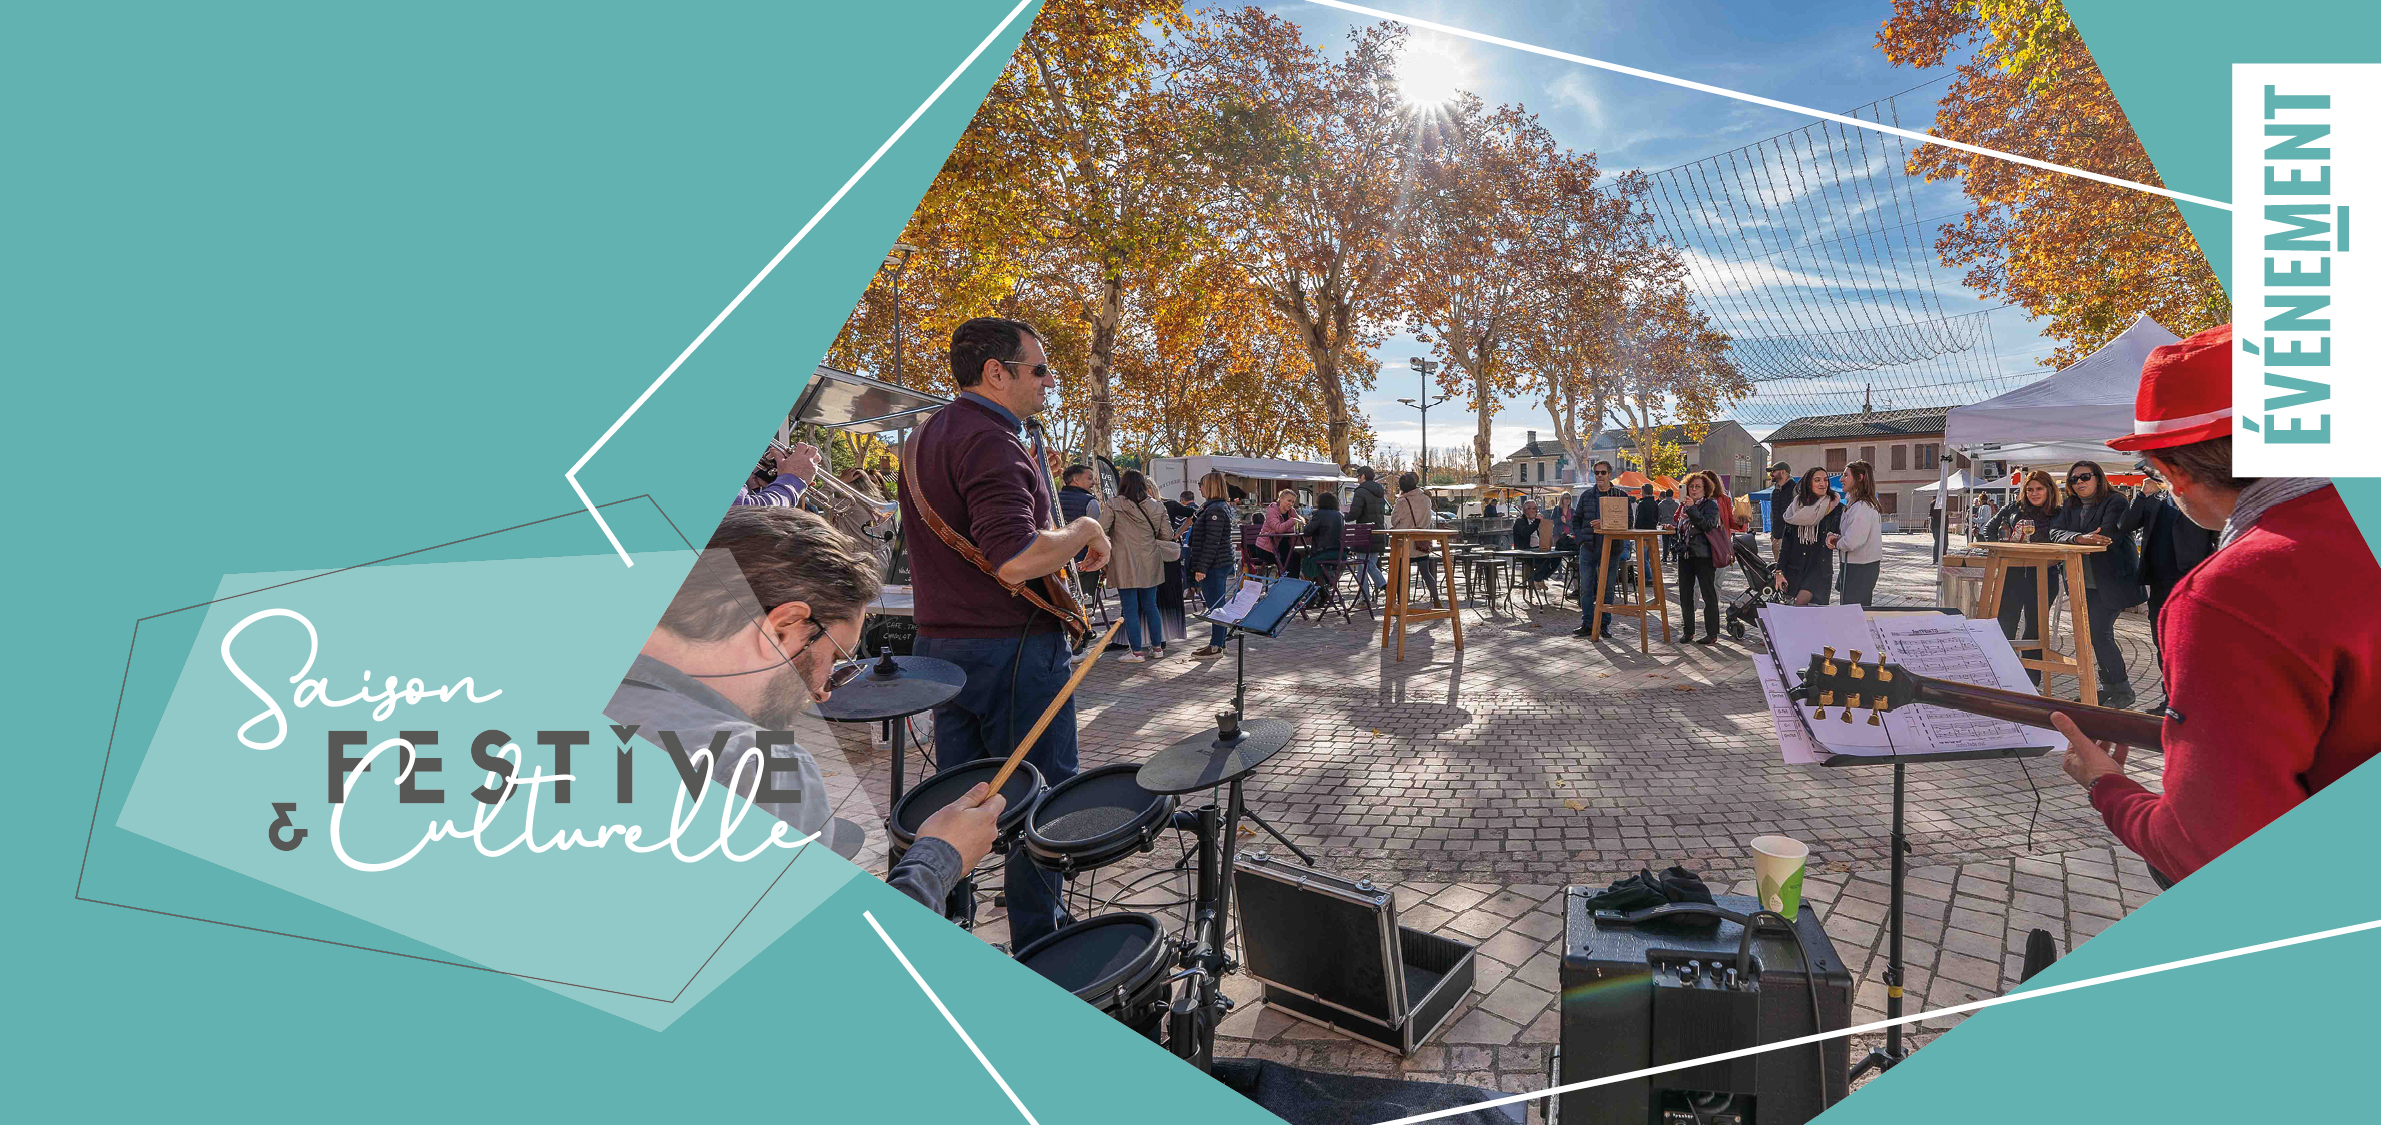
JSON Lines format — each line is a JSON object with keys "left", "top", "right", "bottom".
{"left": 1758, "top": 603, "right": 1891, "bottom": 747}
{"left": 1752, "top": 652, "right": 1829, "bottom": 764}
{"left": 1761, "top": 605, "right": 2056, "bottom": 761}
{"left": 1874, "top": 617, "right": 2059, "bottom": 750}
{"left": 1206, "top": 578, "right": 1265, "bottom": 625}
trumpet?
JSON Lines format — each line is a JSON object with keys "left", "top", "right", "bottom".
{"left": 768, "top": 439, "right": 898, "bottom": 525}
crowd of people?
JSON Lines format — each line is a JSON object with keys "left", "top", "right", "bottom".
{"left": 620, "top": 315, "right": 2373, "bottom": 983}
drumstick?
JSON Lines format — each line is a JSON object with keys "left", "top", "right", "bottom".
{"left": 984, "top": 618, "right": 1124, "bottom": 797}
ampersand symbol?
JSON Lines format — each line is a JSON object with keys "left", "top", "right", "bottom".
{"left": 267, "top": 802, "right": 309, "bottom": 852}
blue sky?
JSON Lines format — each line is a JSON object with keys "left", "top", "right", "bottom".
{"left": 1260, "top": 0, "right": 2062, "bottom": 454}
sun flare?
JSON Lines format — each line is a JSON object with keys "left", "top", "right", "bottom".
{"left": 1393, "top": 35, "right": 1471, "bottom": 107}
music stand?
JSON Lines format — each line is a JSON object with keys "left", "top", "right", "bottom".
{"left": 1195, "top": 575, "right": 1315, "bottom": 723}
{"left": 1768, "top": 606, "right": 2053, "bottom": 1083}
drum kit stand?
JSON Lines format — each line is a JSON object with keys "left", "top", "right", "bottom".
{"left": 823, "top": 606, "right": 1313, "bottom": 1069}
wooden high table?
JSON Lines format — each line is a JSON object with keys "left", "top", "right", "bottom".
{"left": 1968, "top": 540, "right": 2108, "bottom": 706}
{"left": 1379, "top": 528, "right": 1463, "bottom": 662}
{"left": 1589, "top": 528, "right": 1671, "bottom": 651}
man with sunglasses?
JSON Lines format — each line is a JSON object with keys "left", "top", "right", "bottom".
{"left": 901, "top": 316, "right": 1110, "bottom": 951}
{"left": 1570, "top": 460, "right": 1630, "bottom": 637}
{"left": 606, "top": 506, "right": 1007, "bottom": 914}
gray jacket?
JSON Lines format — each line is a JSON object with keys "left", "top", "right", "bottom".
{"left": 605, "top": 655, "right": 961, "bottom": 910}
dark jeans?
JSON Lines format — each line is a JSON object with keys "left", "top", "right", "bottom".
{"left": 1838, "top": 560, "right": 1880, "bottom": 607}
{"left": 1997, "top": 571, "right": 2048, "bottom": 686}
{"left": 1678, "top": 554, "right": 1720, "bottom": 639}
{"left": 2081, "top": 585, "right": 2129, "bottom": 691}
{"left": 1577, "top": 541, "right": 1613, "bottom": 633}
{"left": 912, "top": 631, "right": 1077, "bottom": 950}
{"left": 1198, "top": 570, "right": 1231, "bottom": 647}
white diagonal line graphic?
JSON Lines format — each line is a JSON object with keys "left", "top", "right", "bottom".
{"left": 1373, "top": 914, "right": 2381, "bottom": 1124}
{"left": 568, "top": 0, "right": 1042, "bottom": 566}
{"left": 1306, "top": 0, "right": 2232, "bottom": 213}
{"left": 864, "top": 910, "right": 1042, "bottom": 1125}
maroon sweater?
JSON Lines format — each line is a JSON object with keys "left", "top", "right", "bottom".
{"left": 2090, "top": 486, "right": 2381, "bottom": 880}
{"left": 900, "top": 394, "right": 1066, "bottom": 638}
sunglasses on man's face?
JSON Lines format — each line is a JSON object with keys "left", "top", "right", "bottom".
{"left": 1593, "top": 468, "right": 1611, "bottom": 476}
{"left": 1000, "top": 359, "right": 1056, "bottom": 381}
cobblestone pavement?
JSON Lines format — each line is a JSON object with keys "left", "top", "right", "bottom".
{"left": 811, "top": 533, "right": 2167, "bottom": 1116}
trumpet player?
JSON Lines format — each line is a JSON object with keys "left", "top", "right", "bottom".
{"left": 736, "top": 440, "right": 822, "bottom": 508}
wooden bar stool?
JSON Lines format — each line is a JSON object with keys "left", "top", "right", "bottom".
{"left": 1970, "top": 540, "right": 2106, "bottom": 705}
{"left": 1380, "top": 528, "right": 1463, "bottom": 662}
{"left": 1591, "top": 528, "right": 1671, "bottom": 652}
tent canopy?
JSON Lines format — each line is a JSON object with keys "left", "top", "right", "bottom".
{"left": 1944, "top": 314, "right": 2175, "bottom": 449}
{"left": 1913, "top": 469, "right": 1976, "bottom": 493}
{"left": 1188, "top": 455, "right": 1355, "bottom": 484}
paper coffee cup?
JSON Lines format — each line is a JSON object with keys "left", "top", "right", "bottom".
{"left": 1750, "top": 835, "right": 1809, "bottom": 920}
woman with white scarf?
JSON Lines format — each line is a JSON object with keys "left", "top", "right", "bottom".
{"left": 1775, "top": 467, "right": 1841, "bottom": 605}
{"left": 1829, "top": 460, "right": 1884, "bottom": 605}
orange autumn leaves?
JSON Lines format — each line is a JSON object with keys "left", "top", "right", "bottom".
{"left": 1877, "top": 0, "right": 2228, "bottom": 367}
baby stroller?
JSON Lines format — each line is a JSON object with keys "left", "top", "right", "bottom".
{"left": 1724, "top": 532, "right": 1784, "bottom": 642}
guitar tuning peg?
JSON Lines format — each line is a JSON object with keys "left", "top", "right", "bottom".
{"left": 1877, "top": 668, "right": 1894, "bottom": 682}
{"left": 1846, "top": 693, "right": 1862, "bottom": 709}
{"left": 1822, "top": 646, "right": 1836, "bottom": 660}
{"left": 1848, "top": 650, "right": 1863, "bottom": 664}
{"left": 1867, "top": 708, "right": 1883, "bottom": 726}
{"left": 1812, "top": 707, "right": 1827, "bottom": 720}
{"left": 1849, "top": 662, "right": 1866, "bottom": 679}
{"left": 1838, "top": 706, "right": 1853, "bottom": 723}
{"left": 1818, "top": 691, "right": 1836, "bottom": 706}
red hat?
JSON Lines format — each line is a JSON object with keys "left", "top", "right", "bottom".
{"left": 2107, "top": 324, "right": 2232, "bottom": 451}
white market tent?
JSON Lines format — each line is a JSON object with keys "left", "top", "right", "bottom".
{"left": 1912, "top": 469, "right": 1976, "bottom": 493}
{"left": 1945, "top": 314, "right": 2177, "bottom": 449}
{"left": 1923, "top": 313, "right": 2175, "bottom": 555}
{"left": 1145, "top": 455, "right": 1354, "bottom": 502}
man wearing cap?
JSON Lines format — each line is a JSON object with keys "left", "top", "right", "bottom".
{"left": 2053, "top": 325, "right": 2381, "bottom": 884}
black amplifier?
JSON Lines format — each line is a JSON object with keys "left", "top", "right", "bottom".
{"left": 1555, "top": 892, "right": 1851, "bottom": 1125}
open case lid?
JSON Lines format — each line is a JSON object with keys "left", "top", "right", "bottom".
{"left": 791, "top": 365, "right": 950, "bottom": 433}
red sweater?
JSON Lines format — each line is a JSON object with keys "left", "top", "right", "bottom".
{"left": 2091, "top": 486, "right": 2381, "bottom": 880}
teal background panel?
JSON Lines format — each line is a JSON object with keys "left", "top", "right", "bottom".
{"left": 2, "top": 2, "right": 1280, "bottom": 1120}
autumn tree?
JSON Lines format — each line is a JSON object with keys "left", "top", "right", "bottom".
{"left": 1175, "top": 8, "right": 1412, "bottom": 468}
{"left": 1606, "top": 276, "right": 1746, "bottom": 487}
{"left": 1402, "top": 95, "right": 1567, "bottom": 489}
{"left": 1513, "top": 160, "right": 1656, "bottom": 488}
{"left": 951, "top": 0, "right": 1207, "bottom": 458}
{"left": 1879, "top": 0, "right": 2228, "bottom": 366}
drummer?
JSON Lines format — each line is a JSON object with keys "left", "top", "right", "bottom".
{"left": 605, "top": 506, "right": 1005, "bottom": 911}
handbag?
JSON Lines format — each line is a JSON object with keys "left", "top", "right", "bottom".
{"left": 1133, "top": 500, "right": 1182, "bottom": 562}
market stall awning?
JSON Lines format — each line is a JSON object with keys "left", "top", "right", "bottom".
{"left": 793, "top": 365, "right": 951, "bottom": 433}
{"left": 1200, "top": 455, "right": 1356, "bottom": 483}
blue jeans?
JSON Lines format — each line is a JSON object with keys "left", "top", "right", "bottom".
{"left": 911, "top": 631, "right": 1078, "bottom": 949}
{"left": 1353, "top": 550, "right": 1385, "bottom": 603}
{"left": 1198, "top": 571, "right": 1232, "bottom": 647}
{"left": 1117, "top": 584, "right": 1160, "bottom": 649}
{"left": 1577, "top": 540, "right": 1614, "bottom": 633}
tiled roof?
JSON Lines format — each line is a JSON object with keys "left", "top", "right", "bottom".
{"left": 1765, "top": 408, "right": 1950, "bottom": 444}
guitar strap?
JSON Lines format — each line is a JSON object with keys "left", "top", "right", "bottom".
{"left": 897, "top": 423, "right": 1093, "bottom": 643}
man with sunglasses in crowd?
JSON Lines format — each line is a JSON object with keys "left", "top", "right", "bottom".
{"left": 900, "top": 316, "right": 1111, "bottom": 951}
{"left": 606, "top": 505, "right": 1007, "bottom": 913}
{"left": 1571, "top": 460, "right": 1630, "bottom": 637}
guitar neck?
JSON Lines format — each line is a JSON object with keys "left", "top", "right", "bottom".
{"left": 1910, "top": 675, "right": 2164, "bottom": 748}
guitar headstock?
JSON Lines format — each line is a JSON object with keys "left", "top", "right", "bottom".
{"left": 1789, "top": 647, "right": 1920, "bottom": 725}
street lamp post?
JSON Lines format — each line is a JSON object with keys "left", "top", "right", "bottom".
{"left": 884, "top": 243, "right": 919, "bottom": 384}
{"left": 1401, "top": 356, "right": 1453, "bottom": 486}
